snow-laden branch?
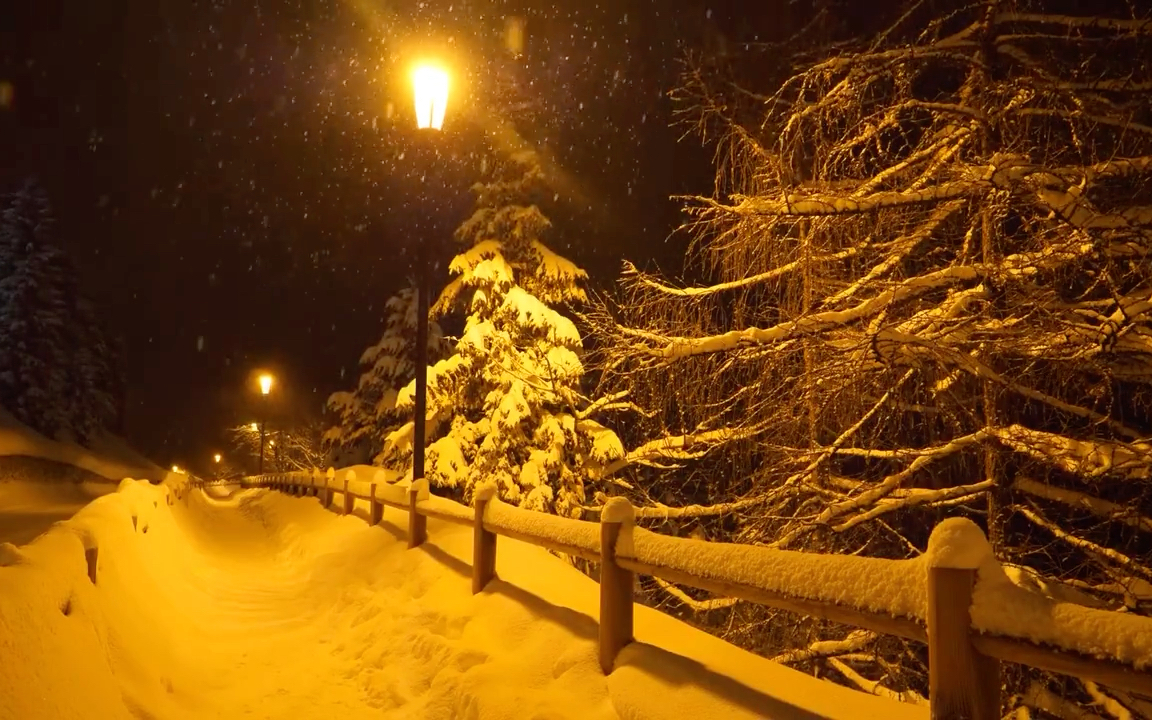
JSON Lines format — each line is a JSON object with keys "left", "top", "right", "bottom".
{"left": 990, "top": 425, "right": 1152, "bottom": 480}
{"left": 1016, "top": 505, "right": 1152, "bottom": 583}
{"left": 717, "top": 178, "right": 985, "bottom": 218}
{"left": 1019, "top": 681, "right": 1102, "bottom": 720}
{"left": 650, "top": 265, "right": 980, "bottom": 360}
{"left": 772, "top": 431, "right": 990, "bottom": 549}
{"left": 1081, "top": 680, "right": 1132, "bottom": 720}
{"left": 833, "top": 480, "right": 995, "bottom": 532}
{"left": 770, "top": 630, "right": 876, "bottom": 665}
{"left": 621, "top": 247, "right": 859, "bottom": 298}
{"left": 600, "top": 426, "right": 754, "bottom": 478}
{"left": 652, "top": 576, "right": 740, "bottom": 611}
{"left": 1014, "top": 477, "right": 1152, "bottom": 534}
{"left": 994, "top": 13, "right": 1152, "bottom": 34}
{"left": 827, "top": 658, "right": 928, "bottom": 706}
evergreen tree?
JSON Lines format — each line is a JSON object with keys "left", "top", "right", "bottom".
{"left": 0, "top": 182, "right": 70, "bottom": 436}
{"left": 387, "top": 150, "right": 624, "bottom": 517}
{"left": 324, "top": 286, "right": 446, "bottom": 463}
{"left": 0, "top": 180, "right": 124, "bottom": 441}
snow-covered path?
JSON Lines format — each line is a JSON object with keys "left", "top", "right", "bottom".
{"left": 0, "top": 481, "right": 926, "bottom": 720}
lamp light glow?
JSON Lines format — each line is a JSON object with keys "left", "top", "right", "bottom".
{"left": 259, "top": 374, "right": 273, "bottom": 395}
{"left": 411, "top": 64, "right": 449, "bottom": 131}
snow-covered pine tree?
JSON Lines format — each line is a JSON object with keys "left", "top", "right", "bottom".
{"left": 593, "top": 1, "right": 1152, "bottom": 710}
{"left": 386, "top": 149, "right": 626, "bottom": 518}
{"left": 0, "top": 180, "right": 124, "bottom": 442}
{"left": 72, "top": 299, "right": 121, "bottom": 439}
{"left": 324, "top": 286, "right": 446, "bottom": 464}
{"left": 0, "top": 182, "right": 71, "bottom": 437}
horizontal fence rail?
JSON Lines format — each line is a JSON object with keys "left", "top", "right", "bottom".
{"left": 199, "top": 468, "right": 1152, "bottom": 720}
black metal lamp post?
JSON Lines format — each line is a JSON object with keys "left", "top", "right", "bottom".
{"left": 408, "top": 63, "right": 449, "bottom": 548}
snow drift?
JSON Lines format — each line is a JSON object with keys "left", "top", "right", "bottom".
{"left": 0, "top": 407, "right": 165, "bottom": 483}
{"left": 0, "top": 480, "right": 925, "bottom": 720}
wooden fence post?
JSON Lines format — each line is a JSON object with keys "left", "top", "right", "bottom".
{"left": 342, "top": 470, "right": 356, "bottom": 515}
{"left": 927, "top": 520, "right": 1001, "bottom": 720}
{"left": 324, "top": 467, "right": 336, "bottom": 507}
{"left": 369, "top": 470, "right": 387, "bottom": 525}
{"left": 472, "top": 486, "right": 497, "bottom": 593}
{"left": 408, "top": 477, "right": 428, "bottom": 549}
{"left": 599, "top": 497, "right": 635, "bottom": 674}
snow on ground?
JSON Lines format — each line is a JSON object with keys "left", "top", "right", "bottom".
{"left": 0, "top": 481, "right": 926, "bottom": 720}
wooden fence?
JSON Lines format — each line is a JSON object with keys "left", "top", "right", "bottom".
{"left": 198, "top": 468, "right": 1152, "bottom": 720}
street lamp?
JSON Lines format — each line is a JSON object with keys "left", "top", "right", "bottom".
{"left": 408, "top": 61, "right": 450, "bottom": 548}
{"left": 214, "top": 453, "right": 222, "bottom": 464}
{"left": 257, "top": 373, "right": 274, "bottom": 474}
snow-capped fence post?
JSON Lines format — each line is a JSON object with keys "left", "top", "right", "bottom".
{"left": 342, "top": 470, "right": 356, "bottom": 515}
{"left": 472, "top": 486, "right": 497, "bottom": 594}
{"left": 926, "top": 519, "right": 1000, "bottom": 720}
{"left": 408, "top": 477, "right": 429, "bottom": 549}
{"left": 324, "top": 467, "right": 335, "bottom": 507}
{"left": 599, "top": 497, "right": 635, "bottom": 674}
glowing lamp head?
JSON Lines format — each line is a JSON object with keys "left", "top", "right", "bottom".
{"left": 411, "top": 64, "right": 449, "bottom": 130}
{"left": 171, "top": 465, "right": 180, "bottom": 473}
{"left": 250, "top": 422, "right": 259, "bottom": 431}
{"left": 259, "top": 374, "right": 273, "bottom": 395}
{"left": 214, "top": 453, "right": 222, "bottom": 463}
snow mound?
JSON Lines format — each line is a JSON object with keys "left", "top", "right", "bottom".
{"left": 0, "top": 481, "right": 925, "bottom": 720}
{"left": 0, "top": 407, "right": 164, "bottom": 482}
{"left": 924, "top": 517, "right": 993, "bottom": 570}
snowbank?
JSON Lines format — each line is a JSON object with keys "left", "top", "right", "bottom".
{"left": 0, "top": 480, "right": 925, "bottom": 720}
{"left": 0, "top": 408, "right": 165, "bottom": 482}
{"left": 0, "top": 458, "right": 119, "bottom": 545}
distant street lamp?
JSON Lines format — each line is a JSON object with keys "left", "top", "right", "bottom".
{"left": 214, "top": 453, "right": 222, "bottom": 464}
{"left": 258, "top": 373, "right": 274, "bottom": 474}
{"left": 408, "top": 61, "right": 450, "bottom": 548}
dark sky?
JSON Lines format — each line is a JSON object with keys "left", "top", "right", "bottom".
{"left": 1, "top": 0, "right": 804, "bottom": 472}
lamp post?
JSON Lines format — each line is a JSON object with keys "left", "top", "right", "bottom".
{"left": 409, "top": 62, "right": 449, "bottom": 548}
{"left": 258, "top": 373, "right": 273, "bottom": 474}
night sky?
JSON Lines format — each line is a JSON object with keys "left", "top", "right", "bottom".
{"left": 1, "top": 0, "right": 802, "bottom": 472}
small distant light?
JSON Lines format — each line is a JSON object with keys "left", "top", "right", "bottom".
{"left": 214, "top": 453, "right": 222, "bottom": 463}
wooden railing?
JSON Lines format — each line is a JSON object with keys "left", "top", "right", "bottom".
{"left": 221, "top": 468, "right": 1152, "bottom": 720}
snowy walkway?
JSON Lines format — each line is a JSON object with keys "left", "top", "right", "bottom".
{"left": 0, "top": 481, "right": 926, "bottom": 720}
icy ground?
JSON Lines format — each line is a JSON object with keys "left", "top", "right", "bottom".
{"left": 0, "top": 481, "right": 926, "bottom": 720}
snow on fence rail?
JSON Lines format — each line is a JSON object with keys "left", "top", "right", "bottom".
{"left": 209, "top": 468, "right": 1152, "bottom": 719}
